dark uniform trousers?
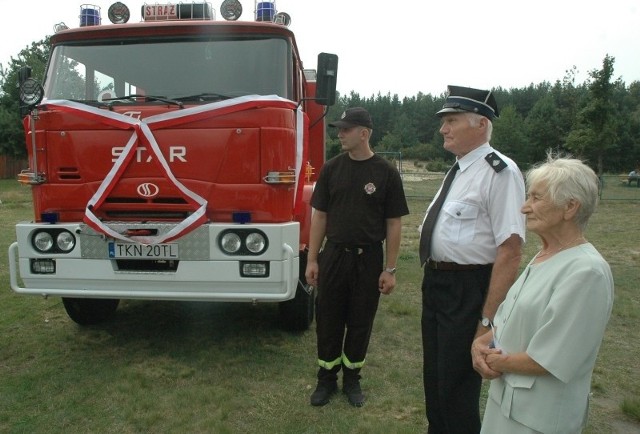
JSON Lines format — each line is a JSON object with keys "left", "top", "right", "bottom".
{"left": 315, "top": 241, "right": 383, "bottom": 384}
{"left": 421, "top": 265, "right": 493, "bottom": 434}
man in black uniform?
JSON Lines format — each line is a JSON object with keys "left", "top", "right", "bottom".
{"left": 306, "top": 107, "right": 409, "bottom": 407}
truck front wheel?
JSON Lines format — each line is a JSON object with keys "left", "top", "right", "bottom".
{"left": 279, "top": 281, "right": 315, "bottom": 331}
{"left": 279, "top": 252, "right": 315, "bottom": 331}
{"left": 62, "top": 298, "right": 120, "bottom": 325}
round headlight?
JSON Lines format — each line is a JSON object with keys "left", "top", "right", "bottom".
{"left": 33, "top": 231, "right": 54, "bottom": 252}
{"left": 245, "top": 232, "right": 266, "bottom": 254}
{"left": 221, "top": 232, "right": 242, "bottom": 253}
{"left": 57, "top": 231, "right": 76, "bottom": 252}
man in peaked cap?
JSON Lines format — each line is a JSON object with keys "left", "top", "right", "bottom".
{"left": 435, "top": 85, "right": 500, "bottom": 120}
{"left": 418, "top": 86, "right": 526, "bottom": 433}
{"left": 306, "top": 107, "right": 409, "bottom": 408}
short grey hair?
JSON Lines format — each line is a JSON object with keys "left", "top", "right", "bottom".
{"left": 526, "top": 152, "right": 600, "bottom": 230}
{"left": 466, "top": 113, "right": 493, "bottom": 141}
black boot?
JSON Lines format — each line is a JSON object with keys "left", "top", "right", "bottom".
{"left": 310, "top": 380, "right": 338, "bottom": 406}
{"left": 310, "top": 367, "right": 339, "bottom": 406}
{"left": 342, "top": 367, "right": 365, "bottom": 407}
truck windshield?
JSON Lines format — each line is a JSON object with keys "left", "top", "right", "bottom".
{"left": 44, "top": 36, "right": 291, "bottom": 103}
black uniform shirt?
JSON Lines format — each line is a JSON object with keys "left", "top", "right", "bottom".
{"left": 311, "top": 153, "right": 409, "bottom": 245}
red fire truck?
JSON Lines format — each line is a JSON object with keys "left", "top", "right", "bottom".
{"left": 9, "top": 1, "right": 338, "bottom": 330}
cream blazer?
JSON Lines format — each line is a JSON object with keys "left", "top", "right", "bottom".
{"left": 483, "top": 243, "right": 613, "bottom": 433}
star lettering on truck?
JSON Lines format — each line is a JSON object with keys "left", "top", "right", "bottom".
{"left": 111, "top": 146, "right": 187, "bottom": 163}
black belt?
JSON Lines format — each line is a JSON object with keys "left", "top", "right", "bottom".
{"left": 425, "top": 259, "right": 492, "bottom": 271}
{"left": 325, "top": 240, "right": 379, "bottom": 255}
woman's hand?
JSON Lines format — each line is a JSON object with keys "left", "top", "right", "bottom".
{"left": 472, "top": 331, "right": 504, "bottom": 379}
{"left": 485, "top": 353, "right": 510, "bottom": 373}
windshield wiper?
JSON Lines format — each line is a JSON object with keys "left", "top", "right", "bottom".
{"left": 174, "top": 92, "right": 239, "bottom": 102}
{"left": 103, "top": 94, "right": 184, "bottom": 108}
{"left": 67, "top": 99, "right": 110, "bottom": 108}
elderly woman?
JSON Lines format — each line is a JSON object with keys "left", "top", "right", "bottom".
{"left": 471, "top": 155, "right": 614, "bottom": 433}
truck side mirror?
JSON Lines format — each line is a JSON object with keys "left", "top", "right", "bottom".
{"left": 20, "top": 78, "right": 44, "bottom": 108}
{"left": 18, "top": 66, "right": 32, "bottom": 86}
{"left": 19, "top": 78, "right": 44, "bottom": 118}
{"left": 315, "top": 53, "right": 338, "bottom": 106}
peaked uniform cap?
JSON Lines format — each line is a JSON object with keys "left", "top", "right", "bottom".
{"left": 436, "top": 85, "right": 499, "bottom": 120}
{"left": 329, "top": 107, "right": 374, "bottom": 129}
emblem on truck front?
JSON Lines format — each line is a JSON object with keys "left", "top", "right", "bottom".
{"left": 137, "top": 183, "right": 160, "bottom": 198}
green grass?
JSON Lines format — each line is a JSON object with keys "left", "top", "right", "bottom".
{"left": 1, "top": 178, "right": 639, "bottom": 433}
{"left": 622, "top": 398, "right": 640, "bottom": 422}
{"left": 600, "top": 175, "right": 640, "bottom": 201}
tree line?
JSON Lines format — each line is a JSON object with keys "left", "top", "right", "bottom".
{"left": 1, "top": 38, "right": 638, "bottom": 175}
{"left": 325, "top": 55, "right": 640, "bottom": 175}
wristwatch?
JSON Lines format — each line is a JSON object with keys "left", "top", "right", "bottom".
{"left": 384, "top": 267, "right": 397, "bottom": 275}
{"left": 480, "top": 317, "right": 493, "bottom": 328}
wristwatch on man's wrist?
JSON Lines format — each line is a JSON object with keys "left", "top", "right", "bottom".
{"left": 384, "top": 267, "right": 397, "bottom": 275}
{"left": 480, "top": 317, "right": 493, "bottom": 328}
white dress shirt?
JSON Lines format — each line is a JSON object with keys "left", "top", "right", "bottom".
{"left": 420, "top": 144, "right": 526, "bottom": 264}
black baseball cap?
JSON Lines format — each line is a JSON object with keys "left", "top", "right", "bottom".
{"left": 436, "top": 85, "right": 499, "bottom": 120}
{"left": 329, "top": 107, "right": 373, "bottom": 129}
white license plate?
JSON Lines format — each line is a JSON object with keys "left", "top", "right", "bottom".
{"left": 108, "top": 242, "right": 179, "bottom": 259}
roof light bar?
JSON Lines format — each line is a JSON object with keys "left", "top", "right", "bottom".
{"left": 108, "top": 2, "right": 130, "bottom": 24}
{"left": 142, "top": 3, "right": 214, "bottom": 21}
{"left": 79, "top": 4, "right": 101, "bottom": 27}
{"left": 255, "top": 1, "right": 275, "bottom": 21}
{"left": 221, "top": 0, "right": 242, "bottom": 20}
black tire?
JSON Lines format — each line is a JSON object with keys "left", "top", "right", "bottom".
{"left": 62, "top": 298, "right": 120, "bottom": 325}
{"left": 279, "top": 251, "right": 315, "bottom": 331}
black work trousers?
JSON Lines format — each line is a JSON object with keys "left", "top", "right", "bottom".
{"left": 421, "top": 265, "right": 492, "bottom": 434}
{"left": 315, "top": 241, "right": 383, "bottom": 383}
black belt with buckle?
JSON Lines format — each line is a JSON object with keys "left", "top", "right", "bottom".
{"left": 426, "top": 259, "right": 492, "bottom": 271}
{"left": 326, "top": 240, "right": 378, "bottom": 255}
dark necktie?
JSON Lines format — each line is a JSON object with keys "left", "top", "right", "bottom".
{"left": 419, "top": 162, "right": 459, "bottom": 265}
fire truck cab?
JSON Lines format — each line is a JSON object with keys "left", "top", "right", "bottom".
{"left": 9, "top": 1, "right": 338, "bottom": 331}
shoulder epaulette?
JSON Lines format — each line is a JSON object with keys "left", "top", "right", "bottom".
{"left": 485, "top": 152, "right": 507, "bottom": 173}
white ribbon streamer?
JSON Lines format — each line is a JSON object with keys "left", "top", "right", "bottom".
{"left": 43, "top": 95, "right": 303, "bottom": 245}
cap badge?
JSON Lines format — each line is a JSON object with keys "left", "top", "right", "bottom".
{"left": 364, "top": 182, "right": 376, "bottom": 195}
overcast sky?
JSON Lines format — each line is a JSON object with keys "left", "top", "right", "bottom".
{"left": 2, "top": 0, "right": 639, "bottom": 98}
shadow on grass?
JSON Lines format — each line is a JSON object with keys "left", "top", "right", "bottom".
{"left": 77, "top": 299, "right": 303, "bottom": 351}
{"left": 40, "top": 299, "right": 312, "bottom": 384}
